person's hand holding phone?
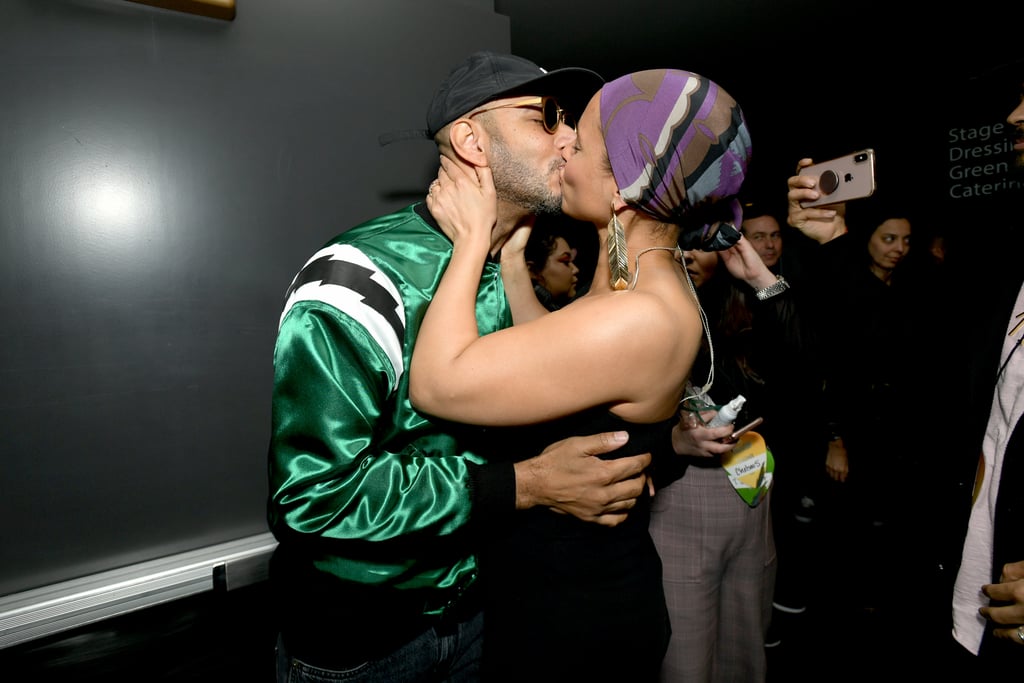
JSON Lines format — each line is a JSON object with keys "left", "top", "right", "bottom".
{"left": 671, "top": 410, "right": 735, "bottom": 459}
{"left": 799, "top": 150, "right": 875, "bottom": 208}
{"left": 722, "top": 416, "right": 763, "bottom": 444}
{"left": 787, "top": 158, "right": 849, "bottom": 244}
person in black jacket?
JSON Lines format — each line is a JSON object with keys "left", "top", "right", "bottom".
{"left": 785, "top": 187, "right": 951, "bottom": 611}
{"left": 650, "top": 231, "right": 816, "bottom": 681}
{"left": 737, "top": 197, "right": 825, "bottom": 645}
{"left": 786, "top": 77, "right": 1024, "bottom": 675}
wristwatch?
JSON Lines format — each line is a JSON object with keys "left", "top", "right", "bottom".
{"left": 754, "top": 275, "right": 790, "bottom": 301}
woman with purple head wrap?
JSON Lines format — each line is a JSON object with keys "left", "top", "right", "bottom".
{"left": 600, "top": 69, "right": 750, "bottom": 247}
{"left": 411, "top": 69, "right": 757, "bottom": 680}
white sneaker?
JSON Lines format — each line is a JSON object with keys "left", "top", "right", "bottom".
{"left": 794, "top": 496, "right": 816, "bottom": 523}
{"left": 772, "top": 601, "right": 807, "bottom": 615}
{"left": 764, "top": 621, "right": 782, "bottom": 648}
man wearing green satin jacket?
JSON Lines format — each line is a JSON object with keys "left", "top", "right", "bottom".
{"left": 268, "top": 52, "right": 653, "bottom": 681}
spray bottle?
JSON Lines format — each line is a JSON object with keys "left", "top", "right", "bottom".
{"left": 707, "top": 394, "right": 745, "bottom": 428}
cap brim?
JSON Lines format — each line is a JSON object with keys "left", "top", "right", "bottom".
{"left": 495, "top": 67, "right": 604, "bottom": 121}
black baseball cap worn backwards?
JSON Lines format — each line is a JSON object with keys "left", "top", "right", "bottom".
{"left": 379, "top": 51, "right": 604, "bottom": 145}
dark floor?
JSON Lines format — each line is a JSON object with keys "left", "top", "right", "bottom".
{"left": 766, "top": 602, "right": 937, "bottom": 682}
{"left": 762, "top": 496, "right": 973, "bottom": 683}
{"left": 0, "top": 573, "right": 974, "bottom": 682}
{"left": 0, "top": 582, "right": 277, "bottom": 682}
{"left": 770, "top": 601, "right": 999, "bottom": 683}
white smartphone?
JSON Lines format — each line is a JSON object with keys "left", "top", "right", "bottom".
{"left": 799, "top": 149, "right": 876, "bottom": 208}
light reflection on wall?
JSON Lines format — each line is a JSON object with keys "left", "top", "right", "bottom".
{"left": 64, "top": 162, "right": 151, "bottom": 239}
{"left": 35, "top": 140, "right": 165, "bottom": 284}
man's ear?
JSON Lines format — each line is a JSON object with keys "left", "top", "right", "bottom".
{"left": 447, "top": 118, "right": 489, "bottom": 167}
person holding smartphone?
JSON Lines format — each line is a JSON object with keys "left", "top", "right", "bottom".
{"left": 648, "top": 224, "right": 820, "bottom": 680}
{"left": 785, "top": 184, "right": 952, "bottom": 615}
{"left": 783, "top": 158, "right": 973, "bottom": 676}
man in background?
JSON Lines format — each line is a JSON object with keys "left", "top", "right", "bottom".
{"left": 740, "top": 202, "right": 783, "bottom": 269}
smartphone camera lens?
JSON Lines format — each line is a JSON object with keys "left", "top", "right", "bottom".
{"left": 854, "top": 153, "right": 868, "bottom": 163}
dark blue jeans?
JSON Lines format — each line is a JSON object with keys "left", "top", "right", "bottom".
{"left": 275, "top": 610, "right": 483, "bottom": 682}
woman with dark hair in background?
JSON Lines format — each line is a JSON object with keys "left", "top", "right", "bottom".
{"left": 785, "top": 184, "right": 950, "bottom": 666}
{"left": 524, "top": 222, "right": 580, "bottom": 310}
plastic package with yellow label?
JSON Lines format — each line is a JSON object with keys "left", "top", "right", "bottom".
{"left": 720, "top": 431, "right": 774, "bottom": 507}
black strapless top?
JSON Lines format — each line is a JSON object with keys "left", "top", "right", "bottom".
{"left": 479, "top": 406, "right": 673, "bottom": 681}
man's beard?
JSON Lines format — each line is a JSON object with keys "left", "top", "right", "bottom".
{"left": 489, "top": 135, "right": 563, "bottom": 215}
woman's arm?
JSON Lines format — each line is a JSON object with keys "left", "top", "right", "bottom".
{"left": 499, "top": 223, "right": 551, "bottom": 324}
{"left": 411, "top": 289, "right": 681, "bottom": 425}
{"left": 421, "top": 155, "right": 498, "bottom": 375}
{"left": 416, "top": 157, "right": 696, "bottom": 426}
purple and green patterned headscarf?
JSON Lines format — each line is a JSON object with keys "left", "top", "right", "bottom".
{"left": 600, "top": 69, "right": 751, "bottom": 248}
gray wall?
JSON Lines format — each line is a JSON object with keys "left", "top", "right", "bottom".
{"left": 0, "top": 0, "right": 509, "bottom": 598}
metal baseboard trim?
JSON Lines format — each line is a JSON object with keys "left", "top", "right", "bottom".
{"left": 0, "top": 532, "right": 277, "bottom": 649}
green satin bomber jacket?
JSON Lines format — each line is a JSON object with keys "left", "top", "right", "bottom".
{"left": 267, "top": 203, "right": 515, "bottom": 620}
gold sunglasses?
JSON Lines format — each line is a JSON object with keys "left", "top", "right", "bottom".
{"left": 468, "top": 96, "right": 574, "bottom": 134}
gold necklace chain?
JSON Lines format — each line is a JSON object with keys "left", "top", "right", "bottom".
{"left": 628, "top": 246, "right": 683, "bottom": 290}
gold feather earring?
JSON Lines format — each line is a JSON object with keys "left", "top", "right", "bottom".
{"left": 607, "top": 203, "right": 629, "bottom": 290}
